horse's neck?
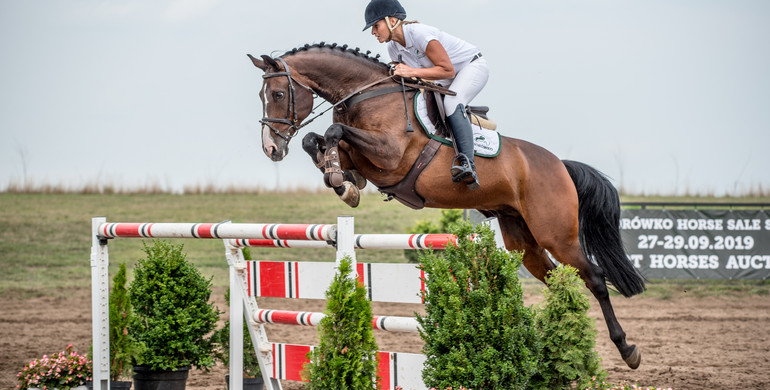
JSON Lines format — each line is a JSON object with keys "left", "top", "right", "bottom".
{"left": 288, "top": 55, "right": 386, "bottom": 103}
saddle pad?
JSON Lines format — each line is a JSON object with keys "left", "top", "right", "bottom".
{"left": 414, "top": 91, "right": 501, "bottom": 157}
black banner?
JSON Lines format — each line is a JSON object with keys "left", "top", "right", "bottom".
{"left": 620, "top": 209, "right": 770, "bottom": 280}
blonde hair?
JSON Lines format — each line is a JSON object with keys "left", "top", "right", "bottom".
{"left": 386, "top": 17, "right": 418, "bottom": 32}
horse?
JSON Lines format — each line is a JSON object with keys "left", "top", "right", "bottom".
{"left": 247, "top": 42, "right": 645, "bottom": 369}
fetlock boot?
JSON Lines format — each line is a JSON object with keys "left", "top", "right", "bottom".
{"left": 446, "top": 104, "right": 480, "bottom": 190}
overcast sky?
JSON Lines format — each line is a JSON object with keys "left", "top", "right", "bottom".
{"left": 1, "top": 0, "right": 768, "bottom": 196}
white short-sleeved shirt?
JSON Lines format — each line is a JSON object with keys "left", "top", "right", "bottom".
{"left": 387, "top": 23, "right": 479, "bottom": 86}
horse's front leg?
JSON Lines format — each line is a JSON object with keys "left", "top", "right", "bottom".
{"left": 302, "top": 131, "right": 368, "bottom": 207}
{"left": 302, "top": 132, "right": 327, "bottom": 173}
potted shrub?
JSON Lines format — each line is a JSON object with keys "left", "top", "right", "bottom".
{"left": 17, "top": 344, "right": 92, "bottom": 390}
{"left": 128, "top": 240, "right": 220, "bottom": 390}
{"left": 211, "top": 288, "right": 264, "bottom": 390}
{"left": 106, "top": 262, "right": 142, "bottom": 390}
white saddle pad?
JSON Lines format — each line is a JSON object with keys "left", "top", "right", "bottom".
{"left": 414, "top": 91, "right": 501, "bottom": 157}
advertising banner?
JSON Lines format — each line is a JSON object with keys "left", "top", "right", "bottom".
{"left": 620, "top": 208, "right": 770, "bottom": 280}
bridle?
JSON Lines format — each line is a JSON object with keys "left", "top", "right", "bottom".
{"left": 259, "top": 57, "right": 315, "bottom": 143}
{"left": 260, "top": 56, "right": 405, "bottom": 142}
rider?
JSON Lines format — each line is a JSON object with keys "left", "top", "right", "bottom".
{"left": 363, "top": 0, "right": 489, "bottom": 190}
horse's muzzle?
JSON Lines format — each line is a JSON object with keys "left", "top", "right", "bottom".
{"left": 262, "top": 125, "right": 288, "bottom": 161}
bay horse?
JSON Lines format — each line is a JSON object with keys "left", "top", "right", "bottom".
{"left": 247, "top": 43, "right": 645, "bottom": 369}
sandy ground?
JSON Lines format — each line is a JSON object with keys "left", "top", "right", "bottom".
{"left": 3, "top": 288, "right": 769, "bottom": 390}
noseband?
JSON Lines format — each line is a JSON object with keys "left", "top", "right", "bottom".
{"left": 260, "top": 57, "right": 314, "bottom": 142}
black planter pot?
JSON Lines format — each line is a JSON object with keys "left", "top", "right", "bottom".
{"left": 86, "top": 380, "right": 133, "bottom": 390}
{"left": 111, "top": 381, "right": 133, "bottom": 390}
{"left": 133, "top": 366, "right": 190, "bottom": 390}
{"left": 224, "top": 375, "right": 264, "bottom": 390}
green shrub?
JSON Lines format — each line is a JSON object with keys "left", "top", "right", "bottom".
{"left": 531, "top": 265, "right": 606, "bottom": 389}
{"left": 417, "top": 221, "right": 541, "bottom": 389}
{"left": 129, "top": 240, "right": 221, "bottom": 371}
{"left": 304, "top": 256, "right": 379, "bottom": 389}
{"left": 109, "top": 262, "right": 143, "bottom": 380}
{"left": 404, "top": 209, "right": 463, "bottom": 263}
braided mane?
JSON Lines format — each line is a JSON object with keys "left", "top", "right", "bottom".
{"left": 281, "top": 42, "right": 388, "bottom": 68}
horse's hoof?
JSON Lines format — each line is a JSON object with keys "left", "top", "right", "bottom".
{"left": 339, "top": 181, "right": 360, "bottom": 208}
{"left": 623, "top": 345, "right": 641, "bottom": 369}
{"left": 323, "top": 171, "right": 345, "bottom": 188}
{"left": 349, "top": 170, "right": 367, "bottom": 190}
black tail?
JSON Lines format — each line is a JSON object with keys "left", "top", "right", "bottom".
{"left": 562, "top": 160, "right": 646, "bottom": 297}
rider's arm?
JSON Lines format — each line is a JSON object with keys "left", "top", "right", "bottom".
{"left": 394, "top": 40, "right": 455, "bottom": 81}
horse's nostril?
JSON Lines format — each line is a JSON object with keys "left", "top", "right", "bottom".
{"left": 264, "top": 145, "right": 275, "bottom": 157}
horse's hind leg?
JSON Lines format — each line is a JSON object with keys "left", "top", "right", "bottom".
{"left": 489, "top": 211, "right": 557, "bottom": 282}
{"left": 539, "top": 228, "right": 641, "bottom": 369}
{"left": 514, "top": 188, "right": 640, "bottom": 368}
{"left": 491, "top": 213, "right": 640, "bottom": 361}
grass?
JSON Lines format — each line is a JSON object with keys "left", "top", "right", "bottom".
{"left": 1, "top": 192, "right": 768, "bottom": 300}
{"left": 0, "top": 192, "right": 442, "bottom": 298}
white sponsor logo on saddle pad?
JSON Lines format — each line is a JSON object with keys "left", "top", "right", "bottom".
{"left": 414, "top": 91, "right": 501, "bottom": 157}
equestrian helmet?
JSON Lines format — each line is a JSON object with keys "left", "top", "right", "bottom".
{"left": 363, "top": 0, "right": 407, "bottom": 31}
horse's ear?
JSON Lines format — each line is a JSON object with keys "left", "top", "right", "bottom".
{"left": 247, "top": 54, "right": 268, "bottom": 71}
{"left": 261, "top": 55, "right": 281, "bottom": 70}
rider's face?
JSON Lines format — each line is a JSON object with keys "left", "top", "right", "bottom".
{"left": 371, "top": 19, "right": 391, "bottom": 43}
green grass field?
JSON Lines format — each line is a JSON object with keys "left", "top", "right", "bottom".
{"left": 1, "top": 192, "right": 767, "bottom": 299}
{"left": 0, "top": 192, "right": 443, "bottom": 297}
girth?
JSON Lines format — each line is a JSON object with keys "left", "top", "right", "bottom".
{"left": 378, "top": 138, "right": 442, "bottom": 210}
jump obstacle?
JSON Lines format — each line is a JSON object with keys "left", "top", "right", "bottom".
{"left": 90, "top": 216, "right": 505, "bottom": 390}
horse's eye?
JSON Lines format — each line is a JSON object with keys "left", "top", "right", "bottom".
{"left": 273, "top": 91, "right": 285, "bottom": 101}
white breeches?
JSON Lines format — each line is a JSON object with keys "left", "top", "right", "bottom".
{"left": 443, "top": 57, "right": 490, "bottom": 114}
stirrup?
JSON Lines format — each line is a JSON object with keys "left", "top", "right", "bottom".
{"left": 450, "top": 154, "right": 480, "bottom": 190}
{"left": 450, "top": 154, "right": 472, "bottom": 181}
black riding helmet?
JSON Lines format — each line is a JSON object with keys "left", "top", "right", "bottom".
{"left": 363, "top": 0, "right": 407, "bottom": 31}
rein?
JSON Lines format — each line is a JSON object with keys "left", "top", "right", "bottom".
{"left": 260, "top": 56, "right": 397, "bottom": 142}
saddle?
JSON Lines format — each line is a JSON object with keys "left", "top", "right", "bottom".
{"left": 406, "top": 81, "right": 497, "bottom": 139}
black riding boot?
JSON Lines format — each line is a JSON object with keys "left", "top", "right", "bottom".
{"left": 446, "top": 104, "right": 480, "bottom": 190}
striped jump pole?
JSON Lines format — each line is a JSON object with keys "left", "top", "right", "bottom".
{"left": 253, "top": 309, "right": 420, "bottom": 333}
{"left": 97, "top": 222, "right": 335, "bottom": 241}
{"left": 229, "top": 233, "right": 457, "bottom": 250}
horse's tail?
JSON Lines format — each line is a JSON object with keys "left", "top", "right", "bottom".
{"left": 562, "top": 160, "right": 646, "bottom": 297}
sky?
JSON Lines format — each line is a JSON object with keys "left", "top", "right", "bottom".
{"left": 1, "top": 0, "right": 768, "bottom": 196}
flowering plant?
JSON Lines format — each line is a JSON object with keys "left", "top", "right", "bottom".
{"left": 16, "top": 344, "right": 92, "bottom": 390}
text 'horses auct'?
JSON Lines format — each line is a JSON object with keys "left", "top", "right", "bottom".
{"left": 248, "top": 43, "right": 645, "bottom": 369}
